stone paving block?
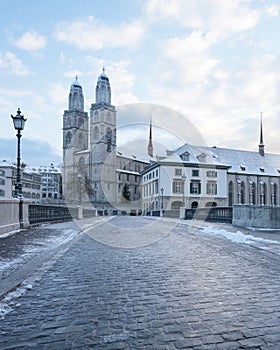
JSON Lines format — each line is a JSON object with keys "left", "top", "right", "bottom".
{"left": 238, "top": 336, "right": 266, "bottom": 348}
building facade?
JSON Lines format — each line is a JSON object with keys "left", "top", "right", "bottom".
{"left": 141, "top": 144, "right": 229, "bottom": 213}
{"left": 62, "top": 70, "right": 151, "bottom": 213}
{"left": 0, "top": 160, "right": 42, "bottom": 202}
{"left": 32, "top": 163, "right": 62, "bottom": 204}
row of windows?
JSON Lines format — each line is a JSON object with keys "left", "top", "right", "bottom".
{"left": 120, "top": 162, "right": 142, "bottom": 173}
{"left": 93, "top": 110, "right": 113, "bottom": 123}
{"left": 118, "top": 184, "right": 139, "bottom": 195}
{"left": 12, "top": 181, "right": 41, "bottom": 190}
{"left": 229, "top": 181, "right": 277, "bottom": 206}
{"left": 174, "top": 169, "right": 217, "bottom": 178}
{"left": 143, "top": 169, "right": 159, "bottom": 182}
{"left": 172, "top": 181, "right": 217, "bottom": 195}
{"left": 12, "top": 191, "right": 40, "bottom": 199}
{"left": 118, "top": 173, "right": 139, "bottom": 183}
{"left": 143, "top": 181, "right": 159, "bottom": 197}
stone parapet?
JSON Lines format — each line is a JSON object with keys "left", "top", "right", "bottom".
{"left": 233, "top": 205, "right": 280, "bottom": 229}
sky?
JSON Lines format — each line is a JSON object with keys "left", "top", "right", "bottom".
{"left": 0, "top": 0, "right": 280, "bottom": 166}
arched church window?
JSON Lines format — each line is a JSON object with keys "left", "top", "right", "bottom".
{"left": 252, "top": 183, "right": 256, "bottom": 205}
{"left": 106, "top": 127, "right": 112, "bottom": 152}
{"left": 94, "top": 111, "right": 99, "bottom": 121}
{"left": 93, "top": 126, "right": 99, "bottom": 140}
{"left": 228, "top": 181, "right": 234, "bottom": 206}
{"left": 78, "top": 133, "right": 83, "bottom": 145}
{"left": 107, "top": 112, "right": 111, "bottom": 123}
{"left": 263, "top": 183, "right": 267, "bottom": 205}
{"left": 65, "top": 131, "right": 72, "bottom": 146}
{"left": 78, "top": 117, "right": 83, "bottom": 127}
{"left": 240, "top": 181, "right": 245, "bottom": 204}
{"left": 78, "top": 157, "right": 85, "bottom": 172}
{"left": 67, "top": 117, "right": 71, "bottom": 127}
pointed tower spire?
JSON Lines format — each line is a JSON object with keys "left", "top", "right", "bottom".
{"left": 147, "top": 116, "right": 154, "bottom": 157}
{"left": 259, "top": 112, "right": 265, "bottom": 156}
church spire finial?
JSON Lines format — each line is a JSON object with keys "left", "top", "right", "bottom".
{"left": 259, "top": 112, "right": 265, "bottom": 156}
{"left": 147, "top": 116, "right": 154, "bottom": 157}
{"left": 102, "top": 67, "right": 105, "bottom": 74}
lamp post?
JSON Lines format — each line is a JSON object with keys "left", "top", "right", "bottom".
{"left": 77, "top": 173, "right": 82, "bottom": 204}
{"left": 160, "top": 187, "right": 164, "bottom": 217}
{"left": 161, "top": 187, "right": 164, "bottom": 210}
{"left": 94, "top": 185, "right": 97, "bottom": 208}
{"left": 182, "top": 174, "right": 186, "bottom": 207}
{"left": 11, "top": 108, "right": 27, "bottom": 229}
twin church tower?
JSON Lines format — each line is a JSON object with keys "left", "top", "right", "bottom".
{"left": 62, "top": 69, "right": 150, "bottom": 209}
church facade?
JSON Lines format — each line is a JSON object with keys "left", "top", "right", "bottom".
{"left": 62, "top": 70, "right": 150, "bottom": 214}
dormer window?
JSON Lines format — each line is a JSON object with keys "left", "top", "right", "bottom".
{"left": 240, "top": 165, "right": 246, "bottom": 171}
{"left": 260, "top": 167, "right": 265, "bottom": 172}
{"left": 197, "top": 153, "right": 206, "bottom": 162}
{"left": 180, "top": 151, "right": 190, "bottom": 161}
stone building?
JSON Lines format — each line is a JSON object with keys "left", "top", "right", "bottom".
{"left": 62, "top": 70, "right": 150, "bottom": 213}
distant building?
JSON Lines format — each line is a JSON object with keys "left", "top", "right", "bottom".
{"left": 0, "top": 160, "right": 42, "bottom": 202}
{"left": 33, "top": 164, "right": 62, "bottom": 204}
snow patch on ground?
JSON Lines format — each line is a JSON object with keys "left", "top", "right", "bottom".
{"left": 0, "top": 282, "right": 33, "bottom": 318}
{"left": 201, "top": 226, "right": 279, "bottom": 245}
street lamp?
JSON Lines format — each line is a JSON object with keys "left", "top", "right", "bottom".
{"left": 182, "top": 174, "right": 186, "bottom": 206}
{"left": 161, "top": 187, "right": 164, "bottom": 210}
{"left": 94, "top": 184, "right": 97, "bottom": 208}
{"left": 77, "top": 173, "right": 82, "bottom": 203}
{"left": 11, "top": 108, "right": 27, "bottom": 229}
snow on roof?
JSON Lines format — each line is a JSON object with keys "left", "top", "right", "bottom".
{"left": 209, "top": 146, "right": 280, "bottom": 176}
{"left": 116, "top": 146, "right": 152, "bottom": 164}
{"left": 32, "top": 164, "right": 62, "bottom": 174}
{"left": 163, "top": 144, "right": 229, "bottom": 167}
{"left": 0, "top": 160, "right": 14, "bottom": 167}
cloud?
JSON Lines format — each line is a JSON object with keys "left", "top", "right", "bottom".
{"left": 0, "top": 138, "right": 61, "bottom": 166}
{"left": 54, "top": 16, "right": 145, "bottom": 50}
{"left": 145, "top": 0, "right": 260, "bottom": 42}
{"left": 14, "top": 31, "right": 47, "bottom": 51}
{"left": 47, "top": 83, "right": 68, "bottom": 105}
{"left": 265, "top": 4, "right": 279, "bottom": 17}
{"left": 0, "top": 51, "right": 29, "bottom": 75}
{"left": 163, "top": 32, "right": 219, "bottom": 84}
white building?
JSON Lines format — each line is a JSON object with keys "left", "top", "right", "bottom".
{"left": 142, "top": 144, "right": 229, "bottom": 213}
{"left": 0, "top": 160, "right": 42, "bottom": 202}
{"left": 33, "top": 163, "right": 62, "bottom": 204}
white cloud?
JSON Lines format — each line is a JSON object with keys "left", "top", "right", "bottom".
{"left": 265, "top": 4, "right": 279, "bottom": 17}
{"left": 14, "top": 31, "right": 47, "bottom": 51}
{"left": 47, "top": 83, "right": 68, "bottom": 105}
{"left": 0, "top": 51, "right": 29, "bottom": 75}
{"left": 54, "top": 17, "right": 145, "bottom": 50}
{"left": 145, "top": 0, "right": 260, "bottom": 42}
{"left": 163, "top": 32, "right": 219, "bottom": 84}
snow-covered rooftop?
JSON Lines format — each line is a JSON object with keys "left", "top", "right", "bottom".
{"left": 210, "top": 147, "right": 280, "bottom": 176}
{"left": 116, "top": 146, "right": 152, "bottom": 164}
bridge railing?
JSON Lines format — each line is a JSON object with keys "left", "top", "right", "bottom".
{"left": 28, "top": 204, "right": 77, "bottom": 225}
{"left": 184, "top": 206, "right": 233, "bottom": 224}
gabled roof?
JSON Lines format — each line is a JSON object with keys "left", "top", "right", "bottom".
{"left": 209, "top": 146, "right": 280, "bottom": 176}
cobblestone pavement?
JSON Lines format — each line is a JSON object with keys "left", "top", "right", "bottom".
{"left": 1, "top": 216, "right": 280, "bottom": 349}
